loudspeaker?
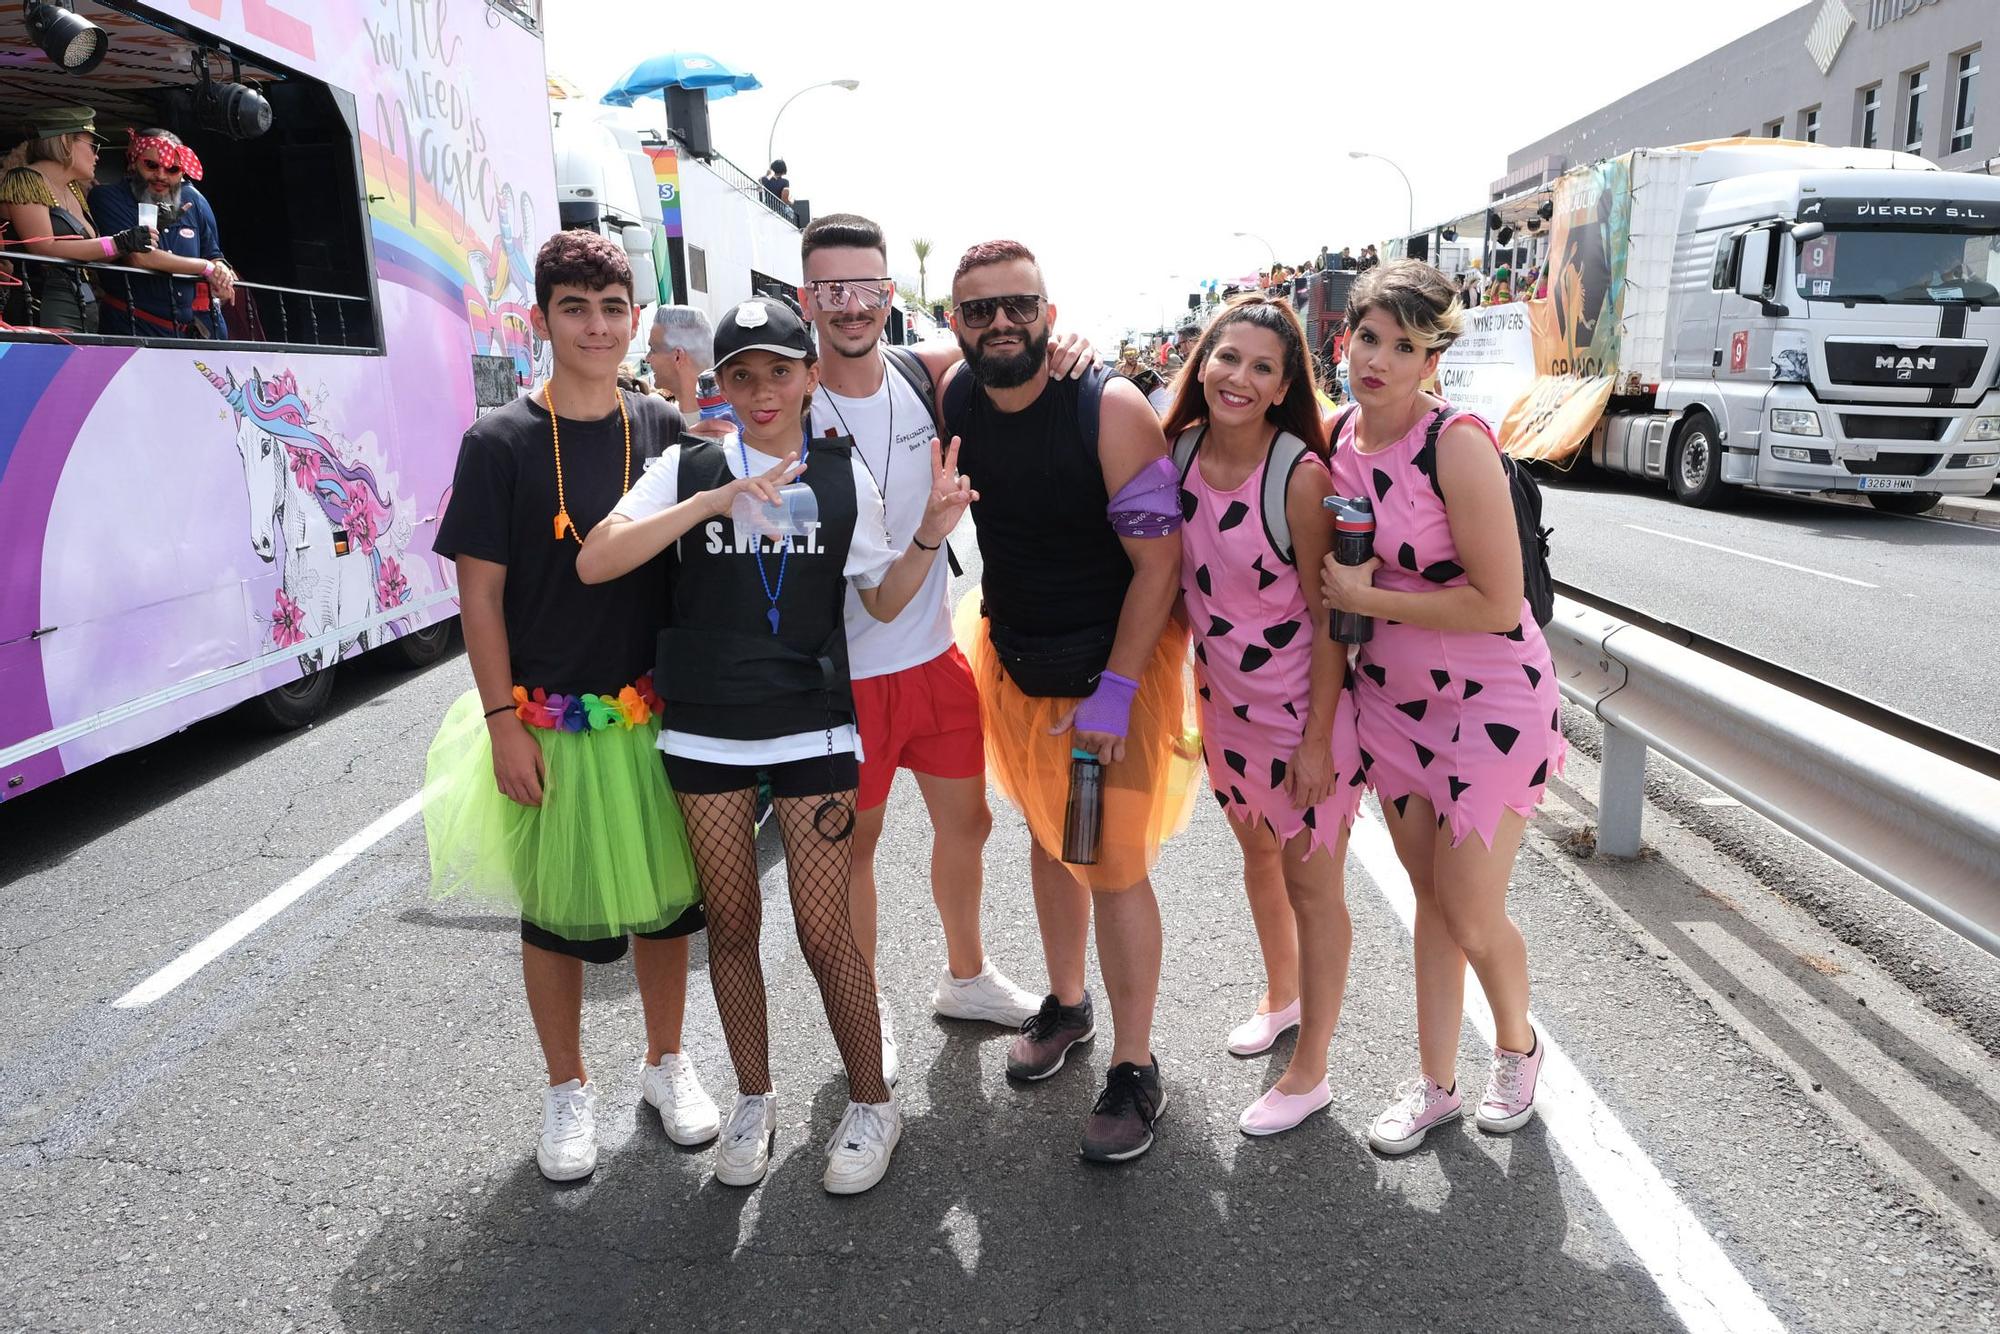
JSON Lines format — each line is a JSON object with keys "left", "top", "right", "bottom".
{"left": 791, "top": 198, "right": 811, "bottom": 230}
{"left": 1187, "top": 292, "right": 1201, "bottom": 309}
{"left": 665, "top": 86, "right": 713, "bottom": 159}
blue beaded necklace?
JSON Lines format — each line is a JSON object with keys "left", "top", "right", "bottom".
{"left": 739, "top": 427, "right": 811, "bottom": 635}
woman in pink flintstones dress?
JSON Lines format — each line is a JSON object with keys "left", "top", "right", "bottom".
{"left": 1321, "top": 262, "right": 1566, "bottom": 1157}
{"left": 1160, "top": 294, "right": 1364, "bottom": 1137}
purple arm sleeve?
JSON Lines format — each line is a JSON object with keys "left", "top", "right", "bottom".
{"left": 1075, "top": 669, "right": 1139, "bottom": 739}
{"left": 1106, "top": 455, "right": 1183, "bottom": 538}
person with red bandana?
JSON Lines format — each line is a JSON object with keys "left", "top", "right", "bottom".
{"left": 88, "top": 128, "right": 236, "bottom": 338}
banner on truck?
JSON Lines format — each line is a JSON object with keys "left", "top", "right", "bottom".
{"left": 644, "top": 145, "right": 683, "bottom": 238}
{"left": 1479, "top": 153, "right": 1635, "bottom": 462}
{"left": 1438, "top": 302, "right": 1536, "bottom": 423}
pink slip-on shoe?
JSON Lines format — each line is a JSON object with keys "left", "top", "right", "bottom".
{"left": 1238, "top": 1079, "right": 1333, "bottom": 1136}
{"left": 1367, "top": 1075, "right": 1462, "bottom": 1155}
{"left": 1476, "top": 1029, "right": 1544, "bottom": 1133}
{"left": 1226, "top": 998, "right": 1302, "bottom": 1056}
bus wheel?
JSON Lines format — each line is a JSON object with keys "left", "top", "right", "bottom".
{"left": 386, "top": 619, "right": 455, "bottom": 670}
{"left": 1668, "top": 412, "right": 1727, "bottom": 508}
{"left": 1866, "top": 491, "right": 1941, "bottom": 516}
{"left": 243, "top": 665, "right": 337, "bottom": 732}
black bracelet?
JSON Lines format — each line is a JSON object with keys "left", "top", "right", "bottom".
{"left": 483, "top": 703, "right": 513, "bottom": 719}
{"left": 911, "top": 535, "right": 941, "bottom": 551}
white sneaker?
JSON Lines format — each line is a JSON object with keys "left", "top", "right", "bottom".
{"left": 537, "top": 1078, "right": 598, "bottom": 1182}
{"left": 640, "top": 1052, "right": 720, "bottom": 1146}
{"left": 714, "top": 1092, "right": 775, "bottom": 1187}
{"left": 879, "top": 995, "right": 900, "bottom": 1089}
{"left": 931, "top": 960, "right": 1042, "bottom": 1027}
{"left": 822, "top": 1099, "right": 903, "bottom": 1195}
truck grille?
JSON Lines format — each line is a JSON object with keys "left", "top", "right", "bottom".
{"left": 1842, "top": 454, "right": 1940, "bottom": 476}
{"left": 1824, "top": 343, "right": 1985, "bottom": 389}
{"left": 1838, "top": 415, "right": 1947, "bottom": 441}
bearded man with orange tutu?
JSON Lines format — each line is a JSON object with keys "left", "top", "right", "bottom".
{"left": 940, "top": 240, "right": 1197, "bottom": 1164}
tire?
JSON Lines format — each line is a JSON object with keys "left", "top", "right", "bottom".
{"left": 1866, "top": 491, "right": 1942, "bottom": 516}
{"left": 385, "top": 618, "right": 454, "bottom": 670}
{"left": 242, "top": 664, "right": 336, "bottom": 732}
{"left": 1668, "top": 413, "right": 1728, "bottom": 508}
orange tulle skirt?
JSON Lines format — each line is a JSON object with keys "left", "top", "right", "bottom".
{"left": 956, "top": 598, "right": 1201, "bottom": 890}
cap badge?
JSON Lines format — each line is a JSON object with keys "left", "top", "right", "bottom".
{"left": 734, "top": 301, "right": 768, "bottom": 328}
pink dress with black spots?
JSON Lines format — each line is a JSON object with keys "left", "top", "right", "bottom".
{"left": 1178, "top": 430, "right": 1364, "bottom": 853}
{"left": 1327, "top": 404, "right": 1566, "bottom": 848}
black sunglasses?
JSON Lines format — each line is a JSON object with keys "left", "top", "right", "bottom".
{"left": 957, "top": 294, "right": 1044, "bottom": 328}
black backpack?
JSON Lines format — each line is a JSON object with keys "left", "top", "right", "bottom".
{"left": 1331, "top": 403, "right": 1554, "bottom": 627}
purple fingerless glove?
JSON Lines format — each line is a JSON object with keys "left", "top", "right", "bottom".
{"left": 1075, "top": 669, "right": 1139, "bottom": 739}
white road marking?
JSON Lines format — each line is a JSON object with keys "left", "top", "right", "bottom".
{"left": 113, "top": 792, "right": 426, "bottom": 1009}
{"left": 1622, "top": 523, "right": 1878, "bottom": 588}
{"left": 1347, "top": 811, "right": 1785, "bottom": 1334}
{"left": 1680, "top": 922, "right": 2000, "bottom": 1203}
{"left": 1698, "top": 797, "right": 1743, "bottom": 807}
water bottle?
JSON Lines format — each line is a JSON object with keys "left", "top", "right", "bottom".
{"left": 1061, "top": 748, "right": 1104, "bottom": 866}
{"left": 696, "top": 370, "right": 737, "bottom": 428}
{"left": 1324, "top": 495, "right": 1376, "bottom": 645}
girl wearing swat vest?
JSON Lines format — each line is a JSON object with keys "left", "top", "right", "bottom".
{"left": 577, "top": 296, "right": 975, "bottom": 1196}
{"left": 1159, "top": 295, "right": 1365, "bottom": 1137}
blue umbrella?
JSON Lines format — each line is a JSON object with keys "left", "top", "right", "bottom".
{"left": 600, "top": 52, "right": 762, "bottom": 106}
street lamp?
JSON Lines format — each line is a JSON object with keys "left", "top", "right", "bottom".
{"left": 1232, "top": 230, "right": 1280, "bottom": 267}
{"left": 1348, "top": 150, "right": 1415, "bottom": 240}
{"left": 767, "top": 78, "right": 860, "bottom": 169}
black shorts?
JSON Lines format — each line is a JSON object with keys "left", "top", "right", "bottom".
{"left": 663, "top": 750, "right": 859, "bottom": 799}
{"left": 520, "top": 902, "right": 706, "bottom": 965}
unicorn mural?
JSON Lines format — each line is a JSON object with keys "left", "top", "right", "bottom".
{"left": 464, "top": 183, "right": 540, "bottom": 385}
{"left": 196, "top": 361, "right": 423, "bottom": 669}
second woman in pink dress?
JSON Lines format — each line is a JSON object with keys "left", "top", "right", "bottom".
{"left": 1161, "top": 295, "right": 1363, "bottom": 1136}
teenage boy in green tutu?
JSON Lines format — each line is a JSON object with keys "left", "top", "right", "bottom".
{"left": 424, "top": 230, "right": 717, "bottom": 1181}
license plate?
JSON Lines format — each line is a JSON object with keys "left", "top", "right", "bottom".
{"left": 1859, "top": 476, "right": 1917, "bottom": 492}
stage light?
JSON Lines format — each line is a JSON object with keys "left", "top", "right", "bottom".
{"left": 25, "top": 0, "right": 107, "bottom": 74}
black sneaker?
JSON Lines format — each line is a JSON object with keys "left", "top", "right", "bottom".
{"left": 1006, "top": 993, "right": 1095, "bottom": 1081}
{"left": 1080, "top": 1059, "right": 1167, "bottom": 1163}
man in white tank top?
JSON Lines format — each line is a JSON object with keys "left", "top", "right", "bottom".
{"left": 801, "top": 213, "right": 1094, "bottom": 1082}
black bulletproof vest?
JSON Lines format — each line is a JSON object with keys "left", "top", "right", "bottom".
{"left": 956, "top": 375, "right": 1131, "bottom": 637}
{"left": 655, "top": 435, "right": 859, "bottom": 740}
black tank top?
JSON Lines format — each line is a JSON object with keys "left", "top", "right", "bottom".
{"left": 956, "top": 374, "right": 1131, "bottom": 636}
{"left": 654, "top": 436, "right": 859, "bottom": 739}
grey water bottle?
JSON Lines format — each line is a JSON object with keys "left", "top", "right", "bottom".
{"left": 1324, "top": 495, "right": 1376, "bottom": 645}
{"left": 1061, "top": 748, "right": 1104, "bottom": 865}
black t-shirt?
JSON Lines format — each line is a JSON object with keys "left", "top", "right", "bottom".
{"left": 763, "top": 173, "right": 789, "bottom": 201}
{"left": 435, "top": 390, "right": 683, "bottom": 695}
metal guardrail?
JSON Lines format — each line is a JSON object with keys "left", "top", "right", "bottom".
{"left": 1544, "top": 592, "right": 2000, "bottom": 958}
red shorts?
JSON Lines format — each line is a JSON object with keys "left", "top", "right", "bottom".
{"left": 853, "top": 646, "right": 985, "bottom": 810}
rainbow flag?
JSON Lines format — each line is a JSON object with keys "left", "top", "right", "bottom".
{"left": 645, "top": 146, "right": 682, "bottom": 239}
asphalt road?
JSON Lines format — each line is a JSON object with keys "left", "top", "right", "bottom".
{"left": 3, "top": 565, "right": 1999, "bottom": 1331}
{"left": 1536, "top": 469, "right": 2000, "bottom": 749}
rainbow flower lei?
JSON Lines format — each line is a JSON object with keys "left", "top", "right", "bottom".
{"left": 512, "top": 671, "right": 663, "bottom": 733}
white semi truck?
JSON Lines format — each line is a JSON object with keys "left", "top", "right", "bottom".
{"left": 1470, "top": 142, "right": 2000, "bottom": 514}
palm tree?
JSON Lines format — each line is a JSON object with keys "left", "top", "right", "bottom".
{"left": 912, "top": 237, "right": 932, "bottom": 307}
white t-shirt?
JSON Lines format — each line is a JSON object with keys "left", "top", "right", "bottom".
{"left": 611, "top": 437, "right": 896, "bottom": 765}
{"left": 811, "top": 357, "right": 955, "bottom": 680}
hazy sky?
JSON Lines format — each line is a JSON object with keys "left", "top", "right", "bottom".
{"left": 544, "top": 0, "right": 1805, "bottom": 345}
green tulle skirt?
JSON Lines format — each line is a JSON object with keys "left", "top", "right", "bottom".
{"left": 423, "top": 690, "right": 700, "bottom": 940}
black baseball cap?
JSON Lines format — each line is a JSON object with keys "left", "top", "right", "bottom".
{"left": 712, "top": 296, "right": 813, "bottom": 369}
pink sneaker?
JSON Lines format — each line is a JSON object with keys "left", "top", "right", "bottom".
{"left": 1238, "top": 1079, "right": 1333, "bottom": 1137}
{"left": 1476, "top": 1030, "right": 1543, "bottom": 1133}
{"left": 1367, "top": 1075, "right": 1462, "bottom": 1155}
{"left": 1226, "top": 998, "right": 1302, "bottom": 1056}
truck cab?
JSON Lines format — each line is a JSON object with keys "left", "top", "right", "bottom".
{"left": 1658, "top": 153, "right": 2000, "bottom": 513}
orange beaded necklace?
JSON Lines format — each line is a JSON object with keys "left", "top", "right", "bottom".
{"left": 544, "top": 378, "right": 632, "bottom": 544}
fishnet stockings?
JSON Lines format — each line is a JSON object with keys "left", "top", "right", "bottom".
{"left": 677, "top": 786, "right": 888, "bottom": 1105}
